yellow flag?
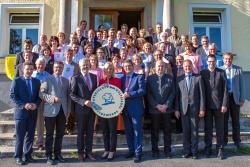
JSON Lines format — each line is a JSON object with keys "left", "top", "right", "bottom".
{"left": 5, "top": 55, "right": 16, "bottom": 80}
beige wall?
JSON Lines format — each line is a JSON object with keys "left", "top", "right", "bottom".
{"left": 174, "top": 0, "right": 250, "bottom": 70}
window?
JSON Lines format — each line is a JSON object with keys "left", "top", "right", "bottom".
{"left": 9, "top": 13, "right": 39, "bottom": 54}
{"left": 189, "top": 4, "right": 232, "bottom": 54}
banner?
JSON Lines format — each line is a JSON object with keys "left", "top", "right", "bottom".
{"left": 5, "top": 55, "right": 16, "bottom": 80}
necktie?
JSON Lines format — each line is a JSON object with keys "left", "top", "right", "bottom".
{"left": 210, "top": 71, "right": 215, "bottom": 88}
{"left": 186, "top": 74, "right": 192, "bottom": 91}
{"left": 158, "top": 76, "right": 162, "bottom": 95}
{"left": 85, "top": 75, "right": 91, "bottom": 91}
{"left": 125, "top": 75, "right": 131, "bottom": 91}
{"left": 26, "top": 78, "right": 32, "bottom": 101}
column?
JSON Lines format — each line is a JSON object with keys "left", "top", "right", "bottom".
{"left": 156, "top": 0, "right": 164, "bottom": 25}
{"left": 163, "top": 0, "right": 173, "bottom": 32}
{"left": 71, "top": 0, "right": 79, "bottom": 33}
{"left": 59, "top": 0, "right": 66, "bottom": 32}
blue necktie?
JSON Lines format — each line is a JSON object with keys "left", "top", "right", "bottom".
{"left": 26, "top": 78, "right": 32, "bottom": 101}
{"left": 186, "top": 75, "right": 192, "bottom": 91}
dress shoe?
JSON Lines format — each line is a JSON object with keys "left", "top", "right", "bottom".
{"left": 217, "top": 149, "right": 225, "bottom": 160}
{"left": 47, "top": 156, "right": 57, "bottom": 165}
{"left": 133, "top": 155, "right": 142, "bottom": 163}
{"left": 152, "top": 151, "right": 159, "bottom": 158}
{"left": 204, "top": 148, "right": 212, "bottom": 158}
{"left": 125, "top": 152, "right": 135, "bottom": 159}
{"left": 55, "top": 154, "right": 66, "bottom": 162}
{"left": 165, "top": 152, "right": 172, "bottom": 159}
{"left": 78, "top": 153, "right": 85, "bottom": 161}
{"left": 182, "top": 153, "right": 192, "bottom": 158}
{"left": 107, "top": 152, "right": 115, "bottom": 161}
{"left": 24, "top": 156, "right": 36, "bottom": 163}
{"left": 87, "top": 153, "right": 96, "bottom": 161}
{"left": 15, "top": 158, "right": 25, "bottom": 165}
{"left": 101, "top": 151, "right": 109, "bottom": 159}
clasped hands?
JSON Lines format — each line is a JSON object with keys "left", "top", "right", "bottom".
{"left": 156, "top": 104, "right": 168, "bottom": 113}
{"left": 24, "top": 103, "right": 37, "bottom": 111}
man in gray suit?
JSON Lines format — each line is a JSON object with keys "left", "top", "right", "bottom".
{"left": 147, "top": 60, "right": 175, "bottom": 158}
{"left": 39, "top": 61, "right": 69, "bottom": 165}
{"left": 175, "top": 59, "right": 205, "bottom": 159}
{"left": 201, "top": 55, "right": 228, "bottom": 159}
{"left": 220, "top": 52, "right": 245, "bottom": 148}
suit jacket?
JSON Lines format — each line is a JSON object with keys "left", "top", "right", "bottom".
{"left": 81, "top": 39, "right": 102, "bottom": 53}
{"left": 102, "top": 46, "right": 120, "bottom": 61}
{"left": 10, "top": 76, "right": 41, "bottom": 119}
{"left": 15, "top": 62, "right": 36, "bottom": 78}
{"left": 39, "top": 74, "right": 70, "bottom": 117}
{"left": 70, "top": 73, "right": 97, "bottom": 112}
{"left": 147, "top": 73, "right": 175, "bottom": 113}
{"left": 121, "top": 73, "right": 146, "bottom": 116}
{"left": 15, "top": 52, "right": 39, "bottom": 68}
{"left": 175, "top": 74, "right": 205, "bottom": 115}
{"left": 220, "top": 64, "right": 245, "bottom": 105}
{"left": 201, "top": 68, "right": 228, "bottom": 110}
{"left": 196, "top": 47, "right": 208, "bottom": 63}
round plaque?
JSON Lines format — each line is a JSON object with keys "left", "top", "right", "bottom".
{"left": 91, "top": 84, "right": 125, "bottom": 118}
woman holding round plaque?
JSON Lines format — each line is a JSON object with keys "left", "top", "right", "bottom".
{"left": 99, "top": 62, "right": 122, "bottom": 161}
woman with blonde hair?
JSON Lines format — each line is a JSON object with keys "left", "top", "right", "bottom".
{"left": 99, "top": 62, "right": 122, "bottom": 161}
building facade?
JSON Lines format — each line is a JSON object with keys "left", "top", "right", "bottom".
{"left": 0, "top": 0, "right": 249, "bottom": 73}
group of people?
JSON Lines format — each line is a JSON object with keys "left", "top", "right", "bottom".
{"left": 10, "top": 20, "right": 245, "bottom": 165}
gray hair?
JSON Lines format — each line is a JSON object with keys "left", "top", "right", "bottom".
{"left": 35, "top": 57, "right": 46, "bottom": 65}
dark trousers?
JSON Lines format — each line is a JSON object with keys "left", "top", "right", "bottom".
{"left": 181, "top": 106, "right": 199, "bottom": 155}
{"left": 44, "top": 108, "right": 66, "bottom": 157}
{"left": 101, "top": 117, "right": 118, "bottom": 152}
{"left": 224, "top": 93, "right": 241, "bottom": 145}
{"left": 14, "top": 113, "right": 37, "bottom": 159}
{"left": 151, "top": 113, "right": 172, "bottom": 153}
{"left": 76, "top": 109, "right": 95, "bottom": 154}
{"left": 204, "top": 109, "right": 224, "bottom": 149}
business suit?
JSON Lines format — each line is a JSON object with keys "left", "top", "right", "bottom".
{"left": 10, "top": 76, "right": 41, "bottom": 160}
{"left": 70, "top": 73, "right": 97, "bottom": 154}
{"left": 39, "top": 74, "right": 70, "bottom": 157}
{"left": 201, "top": 68, "right": 228, "bottom": 150}
{"left": 15, "top": 52, "right": 39, "bottom": 67}
{"left": 121, "top": 73, "right": 145, "bottom": 156}
{"left": 220, "top": 64, "right": 245, "bottom": 145}
{"left": 147, "top": 73, "right": 175, "bottom": 154}
{"left": 175, "top": 74, "right": 205, "bottom": 156}
{"left": 102, "top": 46, "right": 120, "bottom": 61}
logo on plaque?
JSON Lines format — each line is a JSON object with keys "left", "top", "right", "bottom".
{"left": 91, "top": 84, "right": 125, "bottom": 118}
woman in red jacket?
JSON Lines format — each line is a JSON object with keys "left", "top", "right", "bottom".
{"left": 99, "top": 62, "right": 122, "bottom": 161}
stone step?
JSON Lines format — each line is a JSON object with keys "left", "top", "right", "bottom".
{"left": 0, "top": 109, "right": 14, "bottom": 121}
{"left": 1, "top": 131, "right": 250, "bottom": 148}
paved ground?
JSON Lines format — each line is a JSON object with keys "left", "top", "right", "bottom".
{"left": 1, "top": 149, "right": 250, "bottom": 167}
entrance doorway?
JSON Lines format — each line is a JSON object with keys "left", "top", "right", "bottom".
{"left": 90, "top": 9, "right": 143, "bottom": 31}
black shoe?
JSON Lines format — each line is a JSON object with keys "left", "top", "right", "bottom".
{"left": 152, "top": 151, "right": 159, "bottom": 158}
{"left": 182, "top": 153, "right": 192, "bottom": 158}
{"left": 165, "top": 152, "right": 172, "bottom": 159}
{"left": 125, "top": 152, "right": 134, "bottom": 159}
{"left": 15, "top": 158, "right": 25, "bottom": 165}
{"left": 192, "top": 154, "right": 198, "bottom": 159}
{"left": 55, "top": 154, "right": 66, "bottom": 162}
{"left": 47, "top": 156, "right": 57, "bottom": 165}
{"left": 204, "top": 148, "right": 212, "bottom": 158}
{"left": 218, "top": 149, "right": 225, "bottom": 160}
{"left": 24, "top": 156, "right": 36, "bottom": 163}
{"left": 133, "top": 155, "right": 142, "bottom": 163}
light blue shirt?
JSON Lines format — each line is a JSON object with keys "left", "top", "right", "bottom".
{"left": 32, "top": 71, "right": 50, "bottom": 82}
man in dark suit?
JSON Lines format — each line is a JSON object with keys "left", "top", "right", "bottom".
{"left": 122, "top": 59, "right": 146, "bottom": 163}
{"left": 15, "top": 51, "right": 34, "bottom": 77}
{"left": 39, "top": 61, "right": 70, "bottom": 165}
{"left": 220, "top": 52, "right": 245, "bottom": 148}
{"left": 201, "top": 55, "right": 228, "bottom": 159}
{"left": 81, "top": 29, "right": 101, "bottom": 54}
{"left": 70, "top": 58, "right": 97, "bottom": 161}
{"left": 15, "top": 39, "right": 39, "bottom": 67}
{"left": 102, "top": 37, "right": 120, "bottom": 61}
{"left": 10, "top": 62, "right": 41, "bottom": 165}
{"left": 147, "top": 60, "right": 175, "bottom": 158}
{"left": 175, "top": 59, "right": 205, "bottom": 159}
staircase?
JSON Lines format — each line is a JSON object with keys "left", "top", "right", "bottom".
{"left": 1, "top": 108, "right": 250, "bottom": 158}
